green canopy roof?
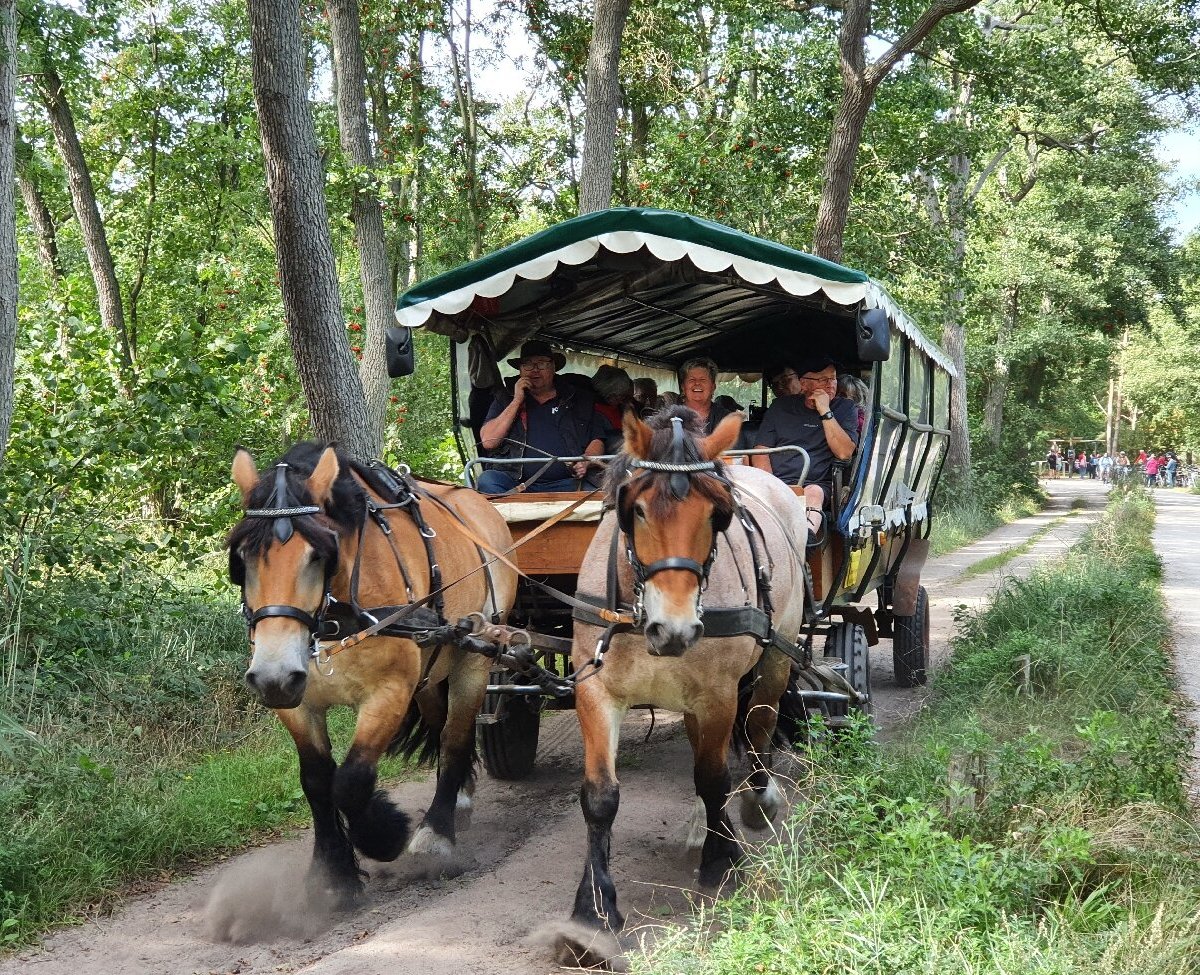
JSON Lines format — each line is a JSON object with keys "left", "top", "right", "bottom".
{"left": 396, "top": 207, "right": 953, "bottom": 375}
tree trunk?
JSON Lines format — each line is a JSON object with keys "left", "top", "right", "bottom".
{"left": 982, "top": 283, "right": 1019, "bottom": 447}
{"left": 939, "top": 151, "right": 972, "bottom": 483}
{"left": 0, "top": 0, "right": 17, "bottom": 466}
{"left": 446, "top": 3, "right": 483, "bottom": 258}
{"left": 328, "top": 0, "right": 393, "bottom": 456}
{"left": 578, "top": 0, "right": 632, "bottom": 215}
{"left": 813, "top": 0, "right": 983, "bottom": 263}
{"left": 15, "top": 135, "right": 60, "bottom": 282}
{"left": 246, "top": 0, "right": 373, "bottom": 461}
{"left": 38, "top": 68, "right": 132, "bottom": 375}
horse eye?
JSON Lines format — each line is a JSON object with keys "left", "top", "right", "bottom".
{"left": 633, "top": 502, "right": 647, "bottom": 521}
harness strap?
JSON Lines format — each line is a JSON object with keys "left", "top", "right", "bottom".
{"left": 246, "top": 603, "right": 322, "bottom": 631}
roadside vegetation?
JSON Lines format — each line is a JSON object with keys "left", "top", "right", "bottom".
{"left": 0, "top": 557, "right": 412, "bottom": 947}
{"left": 929, "top": 491, "right": 1043, "bottom": 557}
{"left": 640, "top": 488, "right": 1200, "bottom": 974}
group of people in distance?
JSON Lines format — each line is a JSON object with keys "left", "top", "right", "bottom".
{"left": 1044, "top": 446, "right": 1181, "bottom": 487}
{"left": 475, "top": 340, "right": 866, "bottom": 544}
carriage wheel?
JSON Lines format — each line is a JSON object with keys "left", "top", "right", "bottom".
{"left": 824, "top": 622, "right": 872, "bottom": 722}
{"left": 478, "top": 669, "right": 541, "bottom": 780}
{"left": 892, "top": 585, "right": 930, "bottom": 688}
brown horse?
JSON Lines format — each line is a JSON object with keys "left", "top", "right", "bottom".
{"left": 560, "top": 407, "right": 808, "bottom": 960}
{"left": 228, "top": 442, "right": 516, "bottom": 903}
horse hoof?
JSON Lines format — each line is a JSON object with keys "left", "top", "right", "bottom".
{"left": 739, "top": 777, "right": 782, "bottom": 831}
{"left": 551, "top": 923, "right": 628, "bottom": 972}
{"left": 407, "top": 824, "right": 454, "bottom": 857}
{"left": 685, "top": 796, "right": 707, "bottom": 851}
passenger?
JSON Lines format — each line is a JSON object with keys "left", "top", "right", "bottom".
{"left": 591, "top": 365, "right": 635, "bottom": 427}
{"left": 631, "top": 377, "right": 659, "bottom": 418}
{"left": 658, "top": 391, "right": 681, "bottom": 409}
{"left": 714, "top": 394, "right": 744, "bottom": 416}
{"left": 476, "top": 340, "right": 611, "bottom": 494}
{"left": 591, "top": 364, "right": 635, "bottom": 453}
{"left": 837, "top": 373, "right": 869, "bottom": 436}
{"left": 678, "top": 356, "right": 736, "bottom": 435}
{"left": 750, "top": 355, "right": 859, "bottom": 544}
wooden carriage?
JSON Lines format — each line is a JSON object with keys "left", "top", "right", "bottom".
{"left": 394, "top": 208, "right": 954, "bottom": 775}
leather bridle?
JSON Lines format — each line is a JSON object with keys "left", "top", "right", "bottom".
{"left": 615, "top": 417, "right": 735, "bottom": 616}
{"left": 237, "top": 462, "right": 337, "bottom": 652}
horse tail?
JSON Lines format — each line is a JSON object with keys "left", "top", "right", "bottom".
{"left": 386, "top": 685, "right": 444, "bottom": 765}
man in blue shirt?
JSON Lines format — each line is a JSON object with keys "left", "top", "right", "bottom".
{"left": 750, "top": 354, "right": 859, "bottom": 544}
{"left": 475, "top": 341, "right": 610, "bottom": 494}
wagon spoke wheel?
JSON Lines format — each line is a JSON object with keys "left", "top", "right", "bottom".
{"left": 892, "top": 585, "right": 930, "bottom": 688}
{"left": 823, "top": 622, "right": 872, "bottom": 727}
{"left": 477, "top": 668, "right": 541, "bottom": 780}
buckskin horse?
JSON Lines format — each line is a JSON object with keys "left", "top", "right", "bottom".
{"left": 228, "top": 442, "right": 516, "bottom": 903}
{"left": 558, "top": 407, "right": 808, "bottom": 965}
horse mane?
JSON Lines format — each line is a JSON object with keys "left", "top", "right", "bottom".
{"left": 226, "top": 441, "right": 366, "bottom": 582}
{"left": 603, "top": 406, "right": 733, "bottom": 523}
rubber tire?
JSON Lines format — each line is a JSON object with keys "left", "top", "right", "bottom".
{"left": 478, "top": 669, "right": 541, "bottom": 780}
{"left": 892, "top": 585, "right": 930, "bottom": 688}
{"left": 824, "top": 623, "right": 872, "bottom": 720}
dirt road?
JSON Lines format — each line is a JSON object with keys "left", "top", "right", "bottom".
{"left": 4, "top": 480, "right": 1111, "bottom": 975}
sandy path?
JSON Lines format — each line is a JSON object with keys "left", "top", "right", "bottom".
{"left": 3, "top": 479, "right": 1112, "bottom": 975}
{"left": 1150, "top": 486, "right": 1200, "bottom": 807}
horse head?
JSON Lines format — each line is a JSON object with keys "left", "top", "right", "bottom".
{"left": 228, "top": 444, "right": 347, "bottom": 709}
{"left": 611, "top": 406, "right": 742, "bottom": 656}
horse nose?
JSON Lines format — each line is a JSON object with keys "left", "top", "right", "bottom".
{"left": 245, "top": 664, "right": 307, "bottom": 709}
{"left": 645, "top": 620, "right": 703, "bottom": 656}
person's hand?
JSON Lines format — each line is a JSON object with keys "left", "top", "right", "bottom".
{"left": 570, "top": 459, "right": 589, "bottom": 479}
{"left": 810, "top": 388, "right": 832, "bottom": 414}
{"left": 512, "top": 377, "right": 531, "bottom": 405}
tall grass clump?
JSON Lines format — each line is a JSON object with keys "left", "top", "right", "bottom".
{"left": 638, "top": 487, "right": 1200, "bottom": 975}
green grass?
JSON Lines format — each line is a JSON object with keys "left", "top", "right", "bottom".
{"left": 638, "top": 488, "right": 1200, "bottom": 975}
{"left": 956, "top": 516, "right": 1068, "bottom": 580}
{"left": 0, "top": 565, "right": 417, "bottom": 948}
{"left": 929, "top": 494, "right": 1042, "bottom": 558}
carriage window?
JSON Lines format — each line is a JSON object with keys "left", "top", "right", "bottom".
{"left": 933, "top": 367, "right": 951, "bottom": 430}
{"left": 907, "top": 343, "right": 930, "bottom": 425}
{"left": 879, "top": 336, "right": 904, "bottom": 411}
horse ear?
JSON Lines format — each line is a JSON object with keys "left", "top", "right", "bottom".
{"left": 307, "top": 447, "right": 340, "bottom": 506}
{"left": 623, "top": 410, "right": 653, "bottom": 460}
{"left": 231, "top": 448, "right": 259, "bottom": 506}
{"left": 700, "top": 413, "right": 743, "bottom": 461}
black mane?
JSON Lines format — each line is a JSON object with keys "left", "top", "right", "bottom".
{"left": 226, "top": 441, "right": 366, "bottom": 584}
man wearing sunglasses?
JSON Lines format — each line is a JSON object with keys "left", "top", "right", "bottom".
{"left": 476, "top": 340, "right": 610, "bottom": 494}
{"left": 750, "top": 354, "right": 859, "bottom": 545}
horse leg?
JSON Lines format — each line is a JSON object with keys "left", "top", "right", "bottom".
{"left": 739, "top": 649, "right": 791, "bottom": 831}
{"left": 333, "top": 691, "right": 412, "bottom": 865}
{"left": 409, "top": 652, "right": 489, "bottom": 855}
{"left": 684, "top": 706, "right": 742, "bottom": 889}
{"left": 569, "top": 680, "right": 627, "bottom": 932}
{"left": 275, "top": 706, "right": 363, "bottom": 904}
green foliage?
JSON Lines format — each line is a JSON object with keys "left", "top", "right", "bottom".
{"left": 639, "top": 488, "right": 1199, "bottom": 975}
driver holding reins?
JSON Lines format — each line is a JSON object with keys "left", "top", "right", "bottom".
{"left": 475, "top": 340, "right": 610, "bottom": 494}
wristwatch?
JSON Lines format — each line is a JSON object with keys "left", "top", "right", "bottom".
{"left": 820, "top": 410, "right": 835, "bottom": 421}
